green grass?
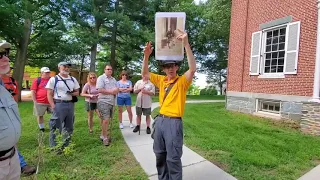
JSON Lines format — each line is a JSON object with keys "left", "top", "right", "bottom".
{"left": 18, "top": 97, "right": 148, "bottom": 180}
{"left": 186, "top": 95, "right": 225, "bottom": 100}
{"left": 152, "top": 103, "right": 320, "bottom": 180}
{"left": 131, "top": 94, "right": 225, "bottom": 102}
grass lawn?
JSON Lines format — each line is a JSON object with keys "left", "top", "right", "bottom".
{"left": 152, "top": 103, "right": 320, "bottom": 180}
{"left": 186, "top": 95, "right": 225, "bottom": 100}
{"left": 18, "top": 97, "right": 148, "bottom": 180}
{"left": 131, "top": 94, "right": 225, "bottom": 102}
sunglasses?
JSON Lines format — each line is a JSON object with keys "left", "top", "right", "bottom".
{"left": 122, "top": 74, "right": 127, "bottom": 76}
{"left": 90, "top": 77, "right": 96, "bottom": 79}
{"left": 106, "top": 69, "right": 112, "bottom": 70}
{"left": 0, "top": 52, "right": 9, "bottom": 59}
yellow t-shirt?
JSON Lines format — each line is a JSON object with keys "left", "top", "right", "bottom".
{"left": 150, "top": 73, "right": 192, "bottom": 117}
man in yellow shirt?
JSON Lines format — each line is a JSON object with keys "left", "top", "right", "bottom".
{"left": 142, "top": 29, "right": 196, "bottom": 180}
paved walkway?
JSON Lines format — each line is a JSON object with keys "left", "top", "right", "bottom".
{"left": 120, "top": 100, "right": 237, "bottom": 180}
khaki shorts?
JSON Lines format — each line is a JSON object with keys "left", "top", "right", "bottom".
{"left": 33, "top": 103, "right": 52, "bottom": 116}
{"left": 136, "top": 107, "right": 151, "bottom": 116}
{"left": 97, "top": 101, "right": 114, "bottom": 120}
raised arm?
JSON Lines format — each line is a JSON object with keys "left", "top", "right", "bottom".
{"left": 142, "top": 42, "right": 153, "bottom": 78}
{"left": 176, "top": 29, "right": 196, "bottom": 82}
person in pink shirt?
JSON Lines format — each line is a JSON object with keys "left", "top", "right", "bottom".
{"left": 81, "top": 72, "right": 100, "bottom": 133}
{"left": 30, "top": 67, "right": 52, "bottom": 132}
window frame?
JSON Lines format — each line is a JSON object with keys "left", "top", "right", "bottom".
{"left": 259, "top": 24, "right": 288, "bottom": 78}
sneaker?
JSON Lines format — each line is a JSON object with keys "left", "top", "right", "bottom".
{"left": 133, "top": 125, "right": 140, "bottom": 133}
{"left": 130, "top": 123, "right": 134, "bottom": 128}
{"left": 119, "top": 123, "right": 124, "bottom": 129}
{"left": 21, "top": 165, "right": 36, "bottom": 176}
{"left": 103, "top": 138, "right": 109, "bottom": 146}
{"left": 100, "top": 136, "right": 104, "bottom": 141}
{"left": 146, "top": 127, "right": 151, "bottom": 134}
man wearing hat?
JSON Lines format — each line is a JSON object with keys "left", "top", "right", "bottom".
{"left": 46, "top": 62, "right": 80, "bottom": 150}
{"left": 0, "top": 41, "right": 22, "bottom": 179}
{"left": 142, "top": 29, "right": 196, "bottom": 180}
{"left": 31, "top": 67, "right": 52, "bottom": 132}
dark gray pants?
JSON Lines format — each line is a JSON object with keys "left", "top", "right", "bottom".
{"left": 49, "top": 102, "right": 75, "bottom": 148}
{"left": 153, "top": 116, "right": 183, "bottom": 180}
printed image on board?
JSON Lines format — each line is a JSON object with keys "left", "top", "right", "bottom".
{"left": 155, "top": 12, "right": 186, "bottom": 61}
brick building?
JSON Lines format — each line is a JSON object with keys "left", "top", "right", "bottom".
{"left": 226, "top": 0, "right": 320, "bottom": 134}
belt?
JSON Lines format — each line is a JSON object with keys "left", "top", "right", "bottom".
{"left": 159, "top": 114, "right": 182, "bottom": 120}
{"left": 0, "top": 147, "right": 15, "bottom": 161}
{"left": 54, "top": 99, "right": 73, "bottom": 103}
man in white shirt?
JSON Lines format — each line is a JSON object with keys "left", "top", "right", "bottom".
{"left": 46, "top": 62, "right": 80, "bottom": 151}
{"left": 133, "top": 76, "right": 155, "bottom": 134}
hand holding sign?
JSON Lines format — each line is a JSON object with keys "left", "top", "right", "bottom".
{"left": 175, "top": 29, "right": 189, "bottom": 46}
{"left": 144, "top": 42, "right": 153, "bottom": 57}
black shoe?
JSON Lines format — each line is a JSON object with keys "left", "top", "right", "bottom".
{"left": 146, "top": 127, "right": 151, "bottom": 134}
{"left": 133, "top": 125, "right": 140, "bottom": 133}
{"left": 40, "top": 128, "right": 45, "bottom": 132}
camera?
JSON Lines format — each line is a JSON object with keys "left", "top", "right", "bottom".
{"left": 66, "top": 91, "right": 73, "bottom": 94}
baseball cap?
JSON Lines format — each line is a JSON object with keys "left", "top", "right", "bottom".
{"left": 0, "top": 41, "right": 11, "bottom": 53}
{"left": 58, "top": 62, "right": 72, "bottom": 67}
{"left": 159, "top": 60, "right": 182, "bottom": 66}
{"left": 40, "top": 67, "right": 50, "bottom": 73}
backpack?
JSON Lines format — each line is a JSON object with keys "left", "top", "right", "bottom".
{"left": 37, "top": 77, "right": 41, "bottom": 87}
{"left": 4, "top": 77, "right": 16, "bottom": 86}
{"left": 53, "top": 75, "right": 78, "bottom": 103}
{"left": 53, "top": 75, "right": 75, "bottom": 90}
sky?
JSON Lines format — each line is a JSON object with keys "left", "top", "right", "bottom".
{"left": 192, "top": 0, "right": 209, "bottom": 89}
{"left": 195, "top": 72, "right": 207, "bottom": 89}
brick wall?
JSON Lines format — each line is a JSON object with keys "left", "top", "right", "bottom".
{"left": 227, "top": 0, "right": 317, "bottom": 97}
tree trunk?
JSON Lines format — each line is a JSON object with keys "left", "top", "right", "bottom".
{"left": 13, "top": 18, "right": 32, "bottom": 102}
{"left": 90, "top": 44, "right": 97, "bottom": 72}
{"left": 110, "top": 0, "right": 119, "bottom": 70}
{"left": 79, "top": 54, "right": 85, "bottom": 90}
{"left": 219, "top": 72, "right": 223, "bottom": 95}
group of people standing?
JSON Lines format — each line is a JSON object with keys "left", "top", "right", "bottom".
{"left": 0, "top": 28, "right": 195, "bottom": 180}
{"left": 80, "top": 67, "right": 155, "bottom": 146}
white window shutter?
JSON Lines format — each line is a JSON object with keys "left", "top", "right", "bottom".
{"left": 284, "top": 21, "right": 300, "bottom": 74}
{"left": 250, "top": 31, "right": 262, "bottom": 75}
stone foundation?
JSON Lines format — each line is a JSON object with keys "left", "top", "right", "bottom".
{"left": 226, "top": 96, "right": 255, "bottom": 114}
{"left": 226, "top": 92, "right": 320, "bottom": 136}
{"left": 281, "top": 102, "right": 303, "bottom": 121}
{"left": 301, "top": 102, "right": 320, "bottom": 136}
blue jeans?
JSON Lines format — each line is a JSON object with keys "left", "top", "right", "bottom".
{"left": 18, "top": 150, "right": 27, "bottom": 168}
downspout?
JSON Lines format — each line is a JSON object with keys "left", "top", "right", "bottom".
{"left": 311, "top": 0, "right": 320, "bottom": 102}
{"left": 240, "top": 0, "right": 250, "bottom": 92}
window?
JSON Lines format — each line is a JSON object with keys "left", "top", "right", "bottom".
{"left": 264, "top": 28, "right": 286, "bottom": 73}
{"left": 259, "top": 100, "right": 281, "bottom": 114}
{"left": 249, "top": 21, "right": 301, "bottom": 77}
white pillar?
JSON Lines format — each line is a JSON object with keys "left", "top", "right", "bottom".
{"left": 310, "top": 0, "right": 320, "bottom": 102}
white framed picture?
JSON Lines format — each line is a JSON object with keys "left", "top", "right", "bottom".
{"left": 155, "top": 12, "right": 186, "bottom": 61}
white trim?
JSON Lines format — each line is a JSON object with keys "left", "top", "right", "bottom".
{"left": 311, "top": 1, "right": 320, "bottom": 101}
{"left": 261, "top": 26, "right": 287, "bottom": 75}
{"left": 284, "top": 21, "right": 300, "bottom": 74}
{"left": 249, "top": 31, "right": 262, "bottom": 75}
{"left": 258, "top": 73, "right": 285, "bottom": 78}
{"left": 262, "top": 23, "right": 287, "bottom": 32}
{"left": 253, "top": 111, "right": 281, "bottom": 120}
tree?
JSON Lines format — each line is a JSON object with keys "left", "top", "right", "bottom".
{"left": 195, "top": 0, "right": 231, "bottom": 92}
{"left": 0, "top": 0, "right": 68, "bottom": 101}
